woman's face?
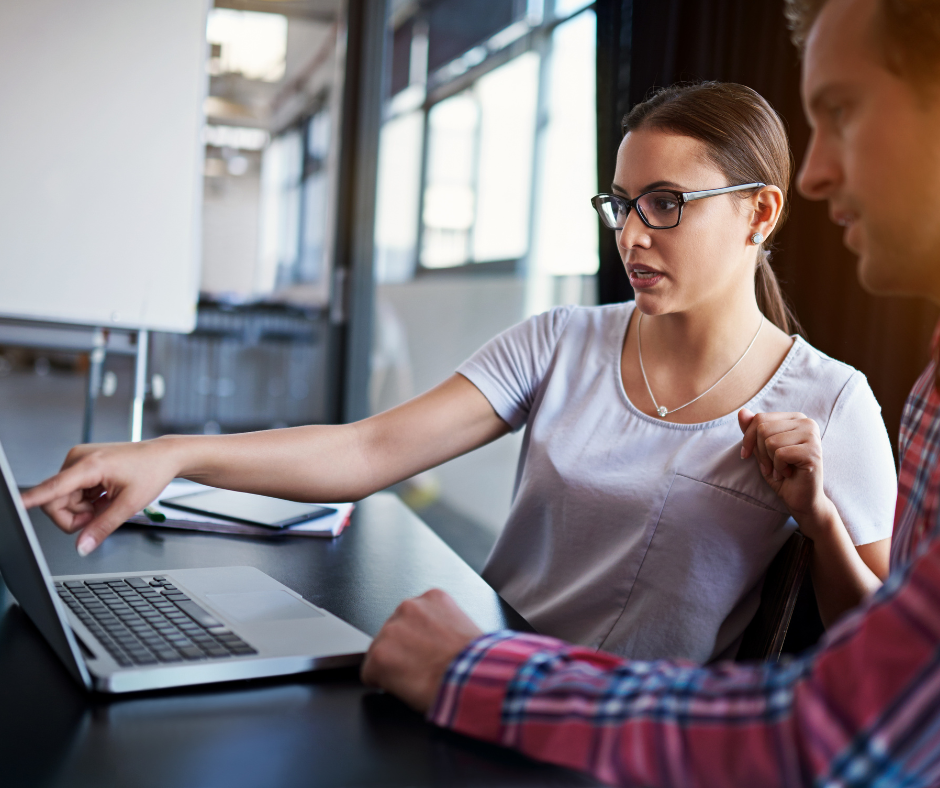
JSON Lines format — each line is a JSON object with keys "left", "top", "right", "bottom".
{"left": 613, "top": 128, "right": 761, "bottom": 318}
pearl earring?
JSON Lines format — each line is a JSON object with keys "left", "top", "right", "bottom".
{"left": 750, "top": 232, "right": 764, "bottom": 245}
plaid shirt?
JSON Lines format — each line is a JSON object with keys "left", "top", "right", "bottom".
{"left": 429, "top": 350, "right": 940, "bottom": 787}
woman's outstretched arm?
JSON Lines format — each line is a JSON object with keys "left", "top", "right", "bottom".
{"left": 21, "top": 374, "right": 508, "bottom": 555}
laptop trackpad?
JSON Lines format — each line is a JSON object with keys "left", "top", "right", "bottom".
{"left": 206, "top": 591, "right": 324, "bottom": 623}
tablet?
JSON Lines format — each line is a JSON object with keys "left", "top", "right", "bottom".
{"left": 159, "top": 489, "right": 336, "bottom": 530}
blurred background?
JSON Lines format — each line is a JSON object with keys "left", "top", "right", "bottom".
{"left": 0, "top": 0, "right": 934, "bottom": 571}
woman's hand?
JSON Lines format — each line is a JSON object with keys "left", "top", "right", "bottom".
{"left": 361, "top": 589, "right": 482, "bottom": 714}
{"left": 738, "top": 408, "right": 838, "bottom": 539}
{"left": 20, "top": 437, "right": 184, "bottom": 556}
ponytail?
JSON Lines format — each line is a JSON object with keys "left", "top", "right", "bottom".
{"left": 755, "top": 251, "right": 801, "bottom": 336}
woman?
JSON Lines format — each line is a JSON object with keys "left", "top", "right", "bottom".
{"left": 24, "top": 82, "right": 896, "bottom": 663}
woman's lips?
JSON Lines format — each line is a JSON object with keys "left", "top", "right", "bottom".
{"left": 627, "top": 266, "right": 664, "bottom": 288}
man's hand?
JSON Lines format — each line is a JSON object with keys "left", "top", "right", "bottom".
{"left": 20, "top": 438, "right": 182, "bottom": 556}
{"left": 361, "top": 589, "right": 483, "bottom": 714}
{"left": 738, "top": 408, "right": 839, "bottom": 539}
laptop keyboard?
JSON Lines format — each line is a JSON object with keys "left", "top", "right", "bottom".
{"left": 55, "top": 576, "right": 257, "bottom": 668}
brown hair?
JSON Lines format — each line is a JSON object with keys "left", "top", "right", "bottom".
{"left": 785, "top": 0, "right": 940, "bottom": 91}
{"left": 622, "top": 82, "right": 801, "bottom": 335}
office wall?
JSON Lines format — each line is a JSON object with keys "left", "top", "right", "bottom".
{"left": 201, "top": 174, "right": 263, "bottom": 296}
{"left": 375, "top": 276, "right": 526, "bottom": 534}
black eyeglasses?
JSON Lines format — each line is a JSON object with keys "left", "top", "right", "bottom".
{"left": 591, "top": 183, "right": 766, "bottom": 230}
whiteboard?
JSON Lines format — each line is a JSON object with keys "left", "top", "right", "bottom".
{"left": 0, "top": 0, "right": 208, "bottom": 334}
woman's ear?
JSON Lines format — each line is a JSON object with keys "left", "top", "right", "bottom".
{"left": 750, "top": 185, "right": 784, "bottom": 240}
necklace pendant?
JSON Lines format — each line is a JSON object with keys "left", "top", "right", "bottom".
{"left": 656, "top": 406, "right": 668, "bottom": 418}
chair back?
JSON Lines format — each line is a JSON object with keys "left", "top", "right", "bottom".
{"left": 736, "top": 531, "right": 813, "bottom": 661}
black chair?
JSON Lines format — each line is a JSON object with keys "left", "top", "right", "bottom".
{"left": 737, "top": 531, "right": 814, "bottom": 661}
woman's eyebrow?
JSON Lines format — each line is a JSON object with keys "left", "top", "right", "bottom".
{"left": 611, "top": 180, "right": 683, "bottom": 197}
{"left": 644, "top": 180, "right": 682, "bottom": 191}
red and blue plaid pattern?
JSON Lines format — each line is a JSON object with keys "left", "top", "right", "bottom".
{"left": 430, "top": 353, "right": 940, "bottom": 787}
{"left": 892, "top": 340, "right": 940, "bottom": 565}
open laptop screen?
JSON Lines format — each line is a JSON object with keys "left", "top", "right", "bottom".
{"left": 0, "top": 444, "right": 91, "bottom": 689}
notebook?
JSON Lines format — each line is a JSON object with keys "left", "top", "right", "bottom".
{"left": 126, "top": 481, "right": 354, "bottom": 538}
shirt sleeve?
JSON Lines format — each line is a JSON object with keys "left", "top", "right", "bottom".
{"left": 428, "top": 535, "right": 940, "bottom": 787}
{"left": 456, "top": 306, "right": 574, "bottom": 431}
{"left": 820, "top": 371, "right": 897, "bottom": 545}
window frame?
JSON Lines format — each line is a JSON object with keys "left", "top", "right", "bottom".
{"left": 391, "top": 2, "right": 598, "bottom": 278}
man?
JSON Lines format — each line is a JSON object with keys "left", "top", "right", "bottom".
{"left": 359, "top": 0, "right": 940, "bottom": 785}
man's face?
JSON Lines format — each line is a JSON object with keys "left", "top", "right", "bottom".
{"left": 799, "top": 0, "right": 940, "bottom": 301}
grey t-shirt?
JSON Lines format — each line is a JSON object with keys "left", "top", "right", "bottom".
{"left": 457, "top": 302, "right": 897, "bottom": 663}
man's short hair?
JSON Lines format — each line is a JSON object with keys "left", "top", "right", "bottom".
{"left": 784, "top": 0, "right": 940, "bottom": 90}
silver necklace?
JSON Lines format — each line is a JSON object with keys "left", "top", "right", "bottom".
{"left": 637, "top": 312, "right": 765, "bottom": 418}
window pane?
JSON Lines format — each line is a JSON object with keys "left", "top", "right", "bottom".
{"left": 297, "top": 170, "right": 329, "bottom": 283}
{"left": 294, "top": 109, "right": 332, "bottom": 286}
{"left": 421, "top": 93, "right": 479, "bottom": 268}
{"left": 307, "top": 110, "right": 331, "bottom": 161}
{"left": 374, "top": 111, "right": 425, "bottom": 282}
{"left": 273, "top": 130, "right": 303, "bottom": 288}
{"left": 206, "top": 9, "right": 287, "bottom": 82}
{"left": 532, "top": 9, "right": 598, "bottom": 277}
{"left": 391, "top": 18, "right": 414, "bottom": 97}
{"left": 553, "top": 0, "right": 593, "bottom": 18}
{"left": 420, "top": 51, "right": 539, "bottom": 269}
{"left": 472, "top": 51, "right": 539, "bottom": 262}
{"left": 427, "top": 0, "right": 519, "bottom": 74}
{"left": 257, "top": 131, "right": 303, "bottom": 292}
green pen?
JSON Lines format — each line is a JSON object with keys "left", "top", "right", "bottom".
{"left": 143, "top": 506, "right": 166, "bottom": 523}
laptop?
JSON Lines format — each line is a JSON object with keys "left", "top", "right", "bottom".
{"left": 0, "top": 440, "right": 372, "bottom": 693}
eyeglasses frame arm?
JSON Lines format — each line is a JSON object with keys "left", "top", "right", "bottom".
{"left": 679, "top": 182, "right": 766, "bottom": 203}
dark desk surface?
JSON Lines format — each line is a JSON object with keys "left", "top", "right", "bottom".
{"left": 0, "top": 493, "right": 599, "bottom": 788}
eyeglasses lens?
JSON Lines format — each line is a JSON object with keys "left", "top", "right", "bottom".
{"left": 596, "top": 196, "right": 627, "bottom": 229}
{"left": 637, "top": 192, "right": 680, "bottom": 229}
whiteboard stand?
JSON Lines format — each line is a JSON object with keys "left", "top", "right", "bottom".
{"left": 83, "top": 328, "right": 149, "bottom": 444}
{"left": 0, "top": 319, "right": 150, "bottom": 445}
{"left": 130, "top": 330, "right": 149, "bottom": 443}
{"left": 81, "top": 329, "right": 108, "bottom": 444}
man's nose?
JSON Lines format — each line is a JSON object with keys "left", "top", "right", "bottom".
{"left": 797, "top": 130, "right": 840, "bottom": 201}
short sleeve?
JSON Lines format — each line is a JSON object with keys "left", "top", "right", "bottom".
{"left": 821, "top": 372, "right": 898, "bottom": 545}
{"left": 456, "top": 306, "right": 574, "bottom": 431}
